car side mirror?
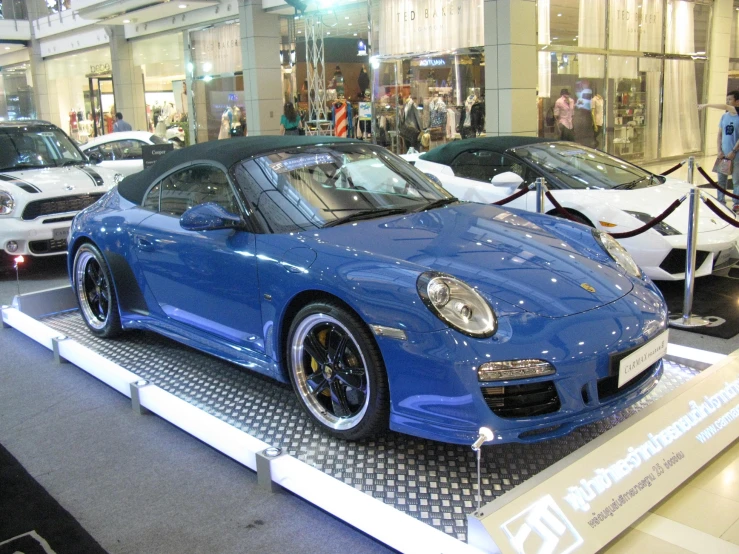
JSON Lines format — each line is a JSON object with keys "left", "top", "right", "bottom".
{"left": 491, "top": 171, "right": 524, "bottom": 188}
{"left": 180, "top": 202, "right": 243, "bottom": 232}
{"left": 87, "top": 152, "right": 103, "bottom": 165}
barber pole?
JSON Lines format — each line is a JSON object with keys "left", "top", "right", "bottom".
{"left": 334, "top": 102, "right": 348, "bottom": 137}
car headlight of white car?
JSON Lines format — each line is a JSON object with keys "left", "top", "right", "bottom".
{"left": 417, "top": 272, "right": 497, "bottom": 337}
{"left": 114, "top": 173, "right": 123, "bottom": 185}
{"left": 624, "top": 210, "right": 680, "bottom": 236}
{"left": 0, "top": 189, "right": 14, "bottom": 215}
{"left": 594, "top": 231, "right": 642, "bottom": 279}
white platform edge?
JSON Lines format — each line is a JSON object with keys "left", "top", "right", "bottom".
{"left": 1, "top": 305, "right": 483, "bottom": 554}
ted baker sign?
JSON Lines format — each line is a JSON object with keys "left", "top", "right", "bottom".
{"left": 379, "top": 0, "right": 483, "bottom": 56}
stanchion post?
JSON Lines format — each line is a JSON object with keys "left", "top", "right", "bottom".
{"left": 535, "top": 177, "right": 546, "bottom": 213}
{"left": 670, "top": 187, "right": 709, "bottom": 328}
{"left": 687, "top": 156, "right": 695, "bottom": 184}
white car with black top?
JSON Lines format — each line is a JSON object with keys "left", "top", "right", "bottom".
{"left": 0, "top": 120, "right": 121, "bottom": 263}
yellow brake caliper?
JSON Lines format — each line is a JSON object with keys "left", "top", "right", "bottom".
{"left": 311, "top": 329, "right": 331, "bottom": 396}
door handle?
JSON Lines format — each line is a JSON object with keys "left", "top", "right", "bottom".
{"left": 136, "top": 236, "right": 154, "bottom": 252}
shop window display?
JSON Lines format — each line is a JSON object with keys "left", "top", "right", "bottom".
{"left": 372, "top": 51, "right": 485, "bottom": 154}
{"left": 132, "top": 34, "right": 188, "bottom": 145}
{"left": 0, "top": 63, "right": 35, "bottom": 122}
{"left": 190, "top": 21, "right": 247, "bottom": 143}
{"left": 537, "top": 0, "right": 709, "bottom": 162}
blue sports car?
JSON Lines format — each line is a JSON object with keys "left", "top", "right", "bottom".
{"left": 68, "top": 137, "right": 668, "bottom": 445}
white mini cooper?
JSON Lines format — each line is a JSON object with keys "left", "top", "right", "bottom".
{"left": 0, "top": 120, "right": 121, "bottom": 264}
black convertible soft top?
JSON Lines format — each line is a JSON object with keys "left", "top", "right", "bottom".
{"left": 419, "top": 136, "right": 552, "bottom": 166}
{"left": 117, "top": 135, "right": 362, "bottom": 205}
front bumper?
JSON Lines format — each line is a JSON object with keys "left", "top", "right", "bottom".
{"left": 623, "top": 227, "right": 739, "bottom": 281}
{"left": 378, "top": 279, "right": 668, "bottom": 444}
{"left": 0, "top": 217, "right": 73, "bottom": 258}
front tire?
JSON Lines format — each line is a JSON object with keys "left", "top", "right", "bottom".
{"left": 287, "top": 301, "right": 389, "bottom": 440}
{"left": 73, "top": 243, "right": 122, "bottom": 338}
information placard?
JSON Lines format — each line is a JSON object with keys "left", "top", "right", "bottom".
{"left": 468, "top": 354, "right": 739, "bottom": 554}
{"left": 142, "top": 143, "right": 174, "bottom": 169}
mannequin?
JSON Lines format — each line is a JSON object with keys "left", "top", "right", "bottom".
{"left": 358, "top": 65, "right": 369, "bottom": 99}
{"left": 400, "top": 95, "right": 422, "bottom": 151}
{"left": 429, "top": 94, "right": 447, "bottom": 128}
{"left": 218, "top": 107, "right": 233, "bottom": 140}
{"left": 231, "top": 105, "right": 243, "bottom": 136}
{"left": 332, "top": 65, "right": 345, "bottom": 99}
{"left": 458, "top": 94, "right": 477, "bottom": 139}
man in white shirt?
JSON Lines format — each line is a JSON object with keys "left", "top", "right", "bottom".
{"left": 554, "top": 88, "right": 575, "bottom": 141}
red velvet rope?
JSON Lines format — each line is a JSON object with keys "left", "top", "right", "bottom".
{"left": 544, "top": 191, "right": 580, "bottom": 222}
{"left": 703, "top": 197, "right": 739, "bottom": 227}
{"left": 660, "top": 162, "right": 684, "bottom": 177}
{"left": 492, "top": 186, "right": 529, "bottom": 206}
{"left": 609, "top": 199, "right": 683, "bottom": 239}
{"left": 697, "top": 165, "right": 739, "bottom": 201}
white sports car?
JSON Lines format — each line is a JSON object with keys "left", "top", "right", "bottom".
{"left": 0, "top": 120, "right": 121, "bottom": 263}
{"left": 80, "top": 130, "right": 172, "bottom": 177}
{"left": 411, "top": 137, "right": 739, "bottom": 281}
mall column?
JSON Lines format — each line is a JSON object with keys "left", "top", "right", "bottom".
{"left": 703, "top": 0, "right": 735, "bottom": 159}
{"left": 108, "top": 26, "right": 148, "bottom": 133}
{"left": 484, "top": 0, "right": 538, "bottom": 137}
{"left": 26, "top": 0, "right": 59, "bottom": 125}
{"left": 239, "top": 0, "right": 283, "bottom": 136}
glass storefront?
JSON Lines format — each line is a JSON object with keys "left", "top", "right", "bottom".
{"left": 45, "top": 47, "right": 113, "bottom": 142}
{"left": 132, "top": 33, "right": 187, "bottom": 144}
{"left": 189, "top": 20, "right": 246, "bottom": 143}
{"left": 370, "top": 0, "right": 485, "bottom": 154}
{"left": 0, "top": 62, "right": 35, "bottom": 121}
{"left": 537, "top": 0, "right": 710, "bottom": 163}
{"left": 372, "top": 51, "right": 485, "bottom": 153}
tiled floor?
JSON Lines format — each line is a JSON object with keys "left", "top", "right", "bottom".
{"left": 602, "top": 439, "right": 739, "bottom": 553}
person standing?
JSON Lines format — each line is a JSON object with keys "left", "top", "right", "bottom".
{"left": 591, "top": 90, "right": 604, "bottom": 149}
{"left": 280, "top": 102, "right": 301, "bottom": 135}
{"left": 553, "top": 89, "right": 575, "bottom": 141}
{"left": 112, "top": 112, "right": 132, "bottom": 132}
{"left": 701, "top": 92, "right": 739, "bottom": 211}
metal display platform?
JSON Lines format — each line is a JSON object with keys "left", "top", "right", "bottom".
{"left": 38, "top": 309, "right": 699, "bottom": 544}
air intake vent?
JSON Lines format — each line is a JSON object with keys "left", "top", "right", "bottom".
{"left": 481, "top": 381, "right": 560, "bottom": 418}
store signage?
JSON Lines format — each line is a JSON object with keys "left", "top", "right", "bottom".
{"left": 142, "top": 143, "right": 174, "bottom": 169}
{"left": 419, "top": 58, "right": 446, "bottom": 67}
{"left": 89, "top": 63, "right": 111, "bottom": 75}
{"left": 468, "top": 355, "right": 739, "bottom": 554}
{"left": 378, "top": 0, "right": 483, "bottom": 56}
{"left": 191, "top": 23, "right": 242, "bottom": 76}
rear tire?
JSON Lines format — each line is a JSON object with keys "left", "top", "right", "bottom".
{"left": 287, "top": 301, "right": 389, "bottom": 440}
{"left": 73, "top": 243, "right": 122, "bottom": 338}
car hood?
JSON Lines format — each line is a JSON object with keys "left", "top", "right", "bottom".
{"left": 0, "top": 165, "right": 114, "bottom": 198}
{"left": 310, "top": 203, "right": 635, "bottom": 318}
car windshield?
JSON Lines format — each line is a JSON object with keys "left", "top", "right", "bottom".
{"left": 511, "top": 142, "right": 660, "bottom": 190}
{"left": 150, "top": 134, "right": 169, "bottom": 145}
{"left": 235, "top": 143, "right": 454, "bottom": 233}
{"left": 0, "top": 128, "right": 85, "bottom": 171}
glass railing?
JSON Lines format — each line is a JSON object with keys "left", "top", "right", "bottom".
{"left": 0, "top": 0, "right": 28, "bottom": 20}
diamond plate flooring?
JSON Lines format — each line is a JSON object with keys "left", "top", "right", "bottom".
{"left": 43, "top": 311, "right": 698, "bottom": 542}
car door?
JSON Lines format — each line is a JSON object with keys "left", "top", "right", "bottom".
{"left": 132, "top": 163, "right": 264, "bottom": 352}
{"left": 447, "top": 149, "right": 537, "bottom": 208}
{"left": 93, "top": 139, "right": 145, "bottom": 176}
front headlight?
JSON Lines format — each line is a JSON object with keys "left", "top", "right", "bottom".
{"left": 113, "top": 173, "right": 123, "bottom": 185}
{"left": 624, "top": 210, "right": 680, "bottom": 236}
{"left": 594, "top": 231, "right": 642, "bottom": 278}
{"left": 417, "top": 272, "right": 497, "bottom": 337}
{"left": 0, "top": 190, "right": 14, "bottom": 215}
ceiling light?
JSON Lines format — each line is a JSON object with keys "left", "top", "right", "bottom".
{"left": 353, "top": 33, "right": 357, "bottom": 36}
{"left": 178, "top": 3, "right": 187, "bottom": 8}
{"left": 557, "top": 13, "right": 562, "bottom": 16}
{"left": 348, "top": 22, "right": 352, "bottom": 25}
{"left": 345, "top": 16, "right": 349, "bottom": 19}
{"left": 326, "top": 31, "right": 330, "bottom": 35}
{"left": 123, "top": 19, "right": 130, "bottom": 23}
{"left": 4, "top": 47, "right": 9, "bottom": 50}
